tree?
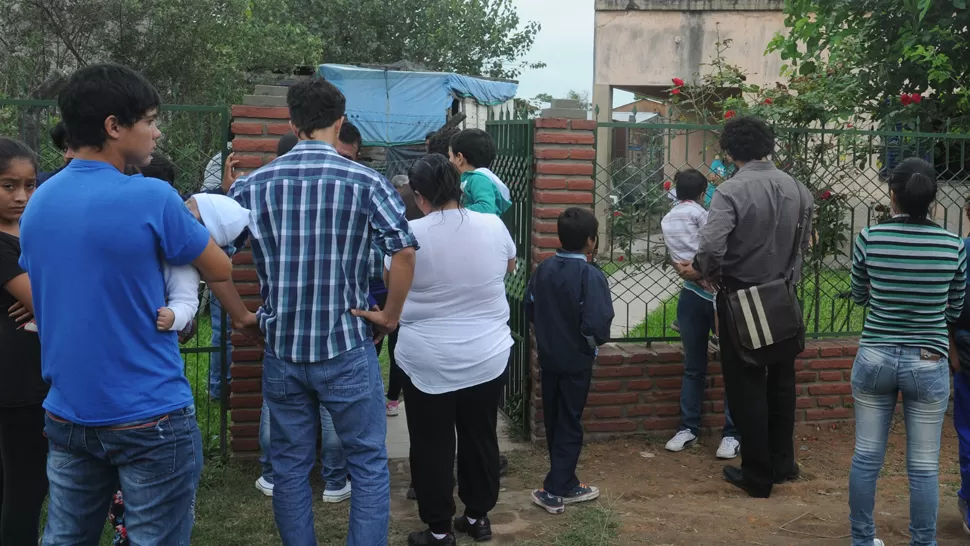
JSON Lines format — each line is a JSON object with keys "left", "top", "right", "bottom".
{"left": 769, "top": 0, "right": 970, "bottom": 127}
{"left": 294, "top": 0, "right": 544, "bottom": 80}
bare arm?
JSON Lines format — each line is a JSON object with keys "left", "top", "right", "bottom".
{"left": 507, "top": 258, "right": 516, "bottom": 274}
{"left": 4, "top": 273, "right": 34, "bottom": 315}
{"left": 208, "top": 279, "right": 261, "bottom": 341}
{"left": 355, "top": 247, "right": 416, "bottom": 333}
{"left": 192, "top": 239, "right": 232, "bottom": 283}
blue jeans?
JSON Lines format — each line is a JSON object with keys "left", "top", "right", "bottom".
{"left": 259, "top": 400, "right": 349, "bottom": 491}
{"left": 43, "top": 406, "right": 203, "bottom": 546}
{"left": 208, "top": 293, "right": 233, "bottom": 400}
{"left": 848, "top": 345, "right": 950, "bottom": 546}
{"left": 677, "top": 288, "right": 737, "bottom": 438}
{"left": 263, "top": 343, "right": 389, "bottom": 546}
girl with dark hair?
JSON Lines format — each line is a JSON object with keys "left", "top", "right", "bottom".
{"left": 393, "top": 154, "right": 516, "bottom": 546}
{"left": 848, "top": 157, "right": 967, "bottom": 546}
{"left": 0, "top": 137, "right": 49, "bottom": 545}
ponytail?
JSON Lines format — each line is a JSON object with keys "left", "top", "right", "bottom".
{"left": 407, "top": 153, "right": 462, "bottom": 209}
{"left": 888, "top": 158, "right": 937, "bottom": 220}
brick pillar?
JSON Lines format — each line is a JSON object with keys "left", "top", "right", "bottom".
{"left": 227, "top": 99, "right": 290, "bottom": 457}
{"left": 528, "top": 117, "right": 597, "bottom": 443}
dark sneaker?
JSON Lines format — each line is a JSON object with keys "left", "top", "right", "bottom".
{"left": 960, "top": 496, "right": 970, "bottom": 535}
{"left": 562, "top": 483, "right": 600, "bottom": 505}
{"left": 407, "top": 529, "right": 456, "bottom": 546}
{"left": 531, "top": 489, "right": 565, "bottom": 514}
{"left": 454, "top": 515, "right": 492, "bottom": 542}
{"left": 499, "top": 454, "right": 509, "bottom": 477}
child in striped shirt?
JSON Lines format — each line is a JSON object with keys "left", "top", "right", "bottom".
{"left": 660, "top": 169, "right": 740, "bottom": 459}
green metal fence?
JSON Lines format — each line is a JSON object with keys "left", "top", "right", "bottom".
{"left": 0, "top": 98, "right": 232, "bottom": 455}
{"left": 595, "top": 120, "right": 970, "bottom": 343}
{"left": 487, "top": 118, "right": 534, "bottom": 437}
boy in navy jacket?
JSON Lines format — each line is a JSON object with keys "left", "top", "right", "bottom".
{"left": 526, "top": 207, "right": 615, "bottom": 514}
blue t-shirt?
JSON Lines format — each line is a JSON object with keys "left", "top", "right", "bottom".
{"left": 19, "top": 159, "right": 211, "bottom": 426}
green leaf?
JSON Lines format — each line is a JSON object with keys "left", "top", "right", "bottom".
{"left": 799, "top": 61, "right": 817, "bottom": 75}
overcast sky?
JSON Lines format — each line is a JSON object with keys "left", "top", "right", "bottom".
{"left": 511, "top": 0, "right": 633, "bottom": 108}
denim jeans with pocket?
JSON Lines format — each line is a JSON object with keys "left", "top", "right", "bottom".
{"left": 677, "top": 287, "right": 737, "bottom": 438}
{"left": 43, "top": 406, "right": 203, "bottom": 546}
{"left": 259, "top": 399, "right": 349, "bottom": 491}
{"left": 848, "top": 345, "right": 950, "bottom": 546}
{"left": 263, "top": 342, "right": 389, "bottom": 546}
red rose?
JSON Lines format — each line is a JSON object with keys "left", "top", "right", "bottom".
{"left": 613, "top": 210, "right": 623, "bottom": 217}
{"left": 672, "top": 77, "right": 685, "bottom": 87}
{"left": 763, "top": 98, "right": 773, "bottom": 105}
{"left": 671, "top": 88, "right": 681, "bottom": 95}
{"left": 820, "top": 190, "right": 833, "bottom": 200}
{"left": 617, "top": 256, "right": 625, "bottom": 262}
{"left": 846, "top": 123, "right": 854, "bottom": 128}
{"left": 725, "top": 110, "right": 736, "bottom": 119}
{"left": 911, "top": 93, "right": 923, "bottom": 104}
{"left": 900, "top": 94, "right": 912, "bottom": 106}
{"left": 663, "top": 180, "right": 672, "bottom": 191}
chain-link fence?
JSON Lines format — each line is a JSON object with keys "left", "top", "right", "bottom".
{"left": 0, "top": 98, "right": 232, "bottom": 455}
{"left": 595, "top": 121, "right": 970, "bottom": 343}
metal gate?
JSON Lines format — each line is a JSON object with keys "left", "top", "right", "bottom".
{"left": 0, "top": 98, "right": 233, "bottom": 455}
{"left": 487, "top": 116, "right": 534, "bottom": 437}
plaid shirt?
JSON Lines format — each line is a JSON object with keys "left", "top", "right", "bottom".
{"left": 229, "top": 140, "right": 416, "bottom": 362}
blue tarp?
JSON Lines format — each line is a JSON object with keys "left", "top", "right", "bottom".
{"left": 319, "top": 64, "right": 518, "bottom": 147}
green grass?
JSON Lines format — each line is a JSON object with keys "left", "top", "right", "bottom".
{"left": 624, "top": 269, "right": 867, "bottom": 340}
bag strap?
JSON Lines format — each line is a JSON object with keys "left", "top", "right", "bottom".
{"left": 785, "top": 182, "right": 806, "bottom": 281}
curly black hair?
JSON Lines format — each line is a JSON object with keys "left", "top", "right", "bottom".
{"left": 719, "top": 116, "right": 774, "bottom": 163}
{"left": 286, "top": 78, "right": 346, "bottom": 138}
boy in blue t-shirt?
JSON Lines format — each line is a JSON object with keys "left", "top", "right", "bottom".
{"left": 526, "top": 207, "right": 615, "bottom": 514}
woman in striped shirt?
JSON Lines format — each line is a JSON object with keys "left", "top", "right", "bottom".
{"left": 849, "top": 158, "right": 967, "bottom": 546}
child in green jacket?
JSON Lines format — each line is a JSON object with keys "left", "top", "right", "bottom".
{"left": 449, "top": 128, "right": 512, "bottom": 216}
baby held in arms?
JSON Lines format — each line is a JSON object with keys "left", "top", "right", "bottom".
{"left": 156, "top": 194, "right": 250, "bottom": 332}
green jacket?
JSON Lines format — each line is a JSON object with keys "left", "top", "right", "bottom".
{"left": 461, "top": 171, "right": 512, "bottom": 216}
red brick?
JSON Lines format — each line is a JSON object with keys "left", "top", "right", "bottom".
{"left": 591, "top": 381, "right": 622, "bottom": 392}
{"left": 534, "top": 410, "right": 544, "bottom": 422}
{"left": 533, "top": 234, "right": 561, "bottom": 249}
{"left": 267, "top": 122, "right": 292, "bottom": 135}
{"left": 232, "top": 252, "right": 254, "bottom": 265}
{"left": 230, "top": 438, "right": 259, "bottom": 452}
{"left": 808, "top": 383, "right": 852, "bottom": 395}
{"left": 650, "top": 345, "right": 684, "bottom": 362}
{"left": 819, "top": 371, "right": 844, "bottom": 381}
{"left": 236, "top": 283, "right": 261, "bottom": 296}
{"left": 816, "top": 395, "right": 842, "bottom": 407}
{"left": 641, "top": 417, "right": 681, "bottom": 430}
{"left": 818, "top": 343, "right": 844, "bottom": 357}
{"left": 844, "top": 343, "right": 859, "bottom": 356}
{"left": 231, "top": 348, "right": 263, "bottom": 363}
{"left": 567, "top": 178, "right": 595, "bottom": 191}
{"left": 231, "top": 378, "right": 261, "bottom": 393}
{"left": 232, "top": 105, "right": 290, "bottom": 119}
{"left": 585, "top": 420, "right": 637, "bottom": 433}
{"left": 535, "top": 118, "right": 569, "bottom": 129}
{"left": 798, "top": 346, "right": 820, "bottom": 358}
{"left": 642, "top": 391, "right": 681, "bottom": 403}
{"left": 593, "top": 366, "right": 643, "bottom": 378}
{"left": 655, "top": 404, "right": 681, "bottom": 417}
{"left": 534, "top": 206, "right": 567, "bottom": 219}
{"left": 587, "top": 392, "right": 638, "bottom": 406}
{"left": 232, "top": 423, "right": 259, "bottom": 438}
{"left": 811, "top": 359, "right": 854, "bottom": 370}
{"left": 654, "top": 377, "right": 683, "bottom": 390}
{"left": 230, "top": 392, "right": 263, "bottom": 409}
{"left": 534, "top": 220, "right": 559, "bottom": 234}
{"left": 535, "top": 131, "right": 595, "bottom": 145}
{"left": 531, "top": 250, "right": 555, "bottom": 265}
{"left": 570, "top": 120, "right": 597, "bottom": 131}
{"left": 703, "top": 388, "right": 725, "bottom": 401}
{"left": 623, "top": 346, "right": 657, "bottom": 363}
{"left": 235, "top": 154, "right": 264, "bottom": 168}
{"left": 596, "top": 346, "right": 627, "bottom": 366}
{"left": 570, "top": 148, "right": 596, "bottom": 160}
{"left": 711, "top": 375, "right": 724, "bottom": 387}
{"left": 844, "top": 371, "right": 852, "bottom": 381}
{"left": 648, "top": 364, "right": 684, "bottom": 376}
{"left": 701, "top": 415, "right": 725, "bottom": 427}
{"left": 232, "top": 122, "right": 264, "bottom": 135}
{"left": 231, "top": 333, "right": 260, "bottom": 348}
{"left": 627, "top": 379, "right": 654, "bottom": 390}
{"left": 580, "top": 409, "right": 592, "bottom": 420}
{"left": 593, "top": 407, "right": 623, "bottom": 419}
{"left": 536, "top": 191, "right": 594, "bottom": 205}
{"left": 536, "top": 162, "right": 594, "bottom": 176}
{"left": 627, "top": 405, "right": 654, "bottom": 417}
{"left": 233, "top": 138, "right": 278, "bottom": 153}
{"left": 796, "top": 371, "right": 817, "bottom": 383}
{"left": 710, "top": 400, "right": 725, "bottom": 412}
{"left": 796, "top": 397, "right": 816, "bottom": 408}
{"left": 806, "top": 407, "right": 853, "bottom": 421}
{"left": 535, "top": 177, "right": 567, "bottom": 190}
{"left": 233, "top": 268, "right": 259, "bottom": 282}
{"left": 708, "top": 363, "right": 722, "bottom": 374}
{"left": 228, "top": 363, "right": 263, "bottom": 378}
{"left": 535, "top": 148, "right": 570, "bottom": 160}
{"left": 232, "top": 409, "right": 261, "bottom": 423}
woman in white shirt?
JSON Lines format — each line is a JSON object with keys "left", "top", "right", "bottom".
{"left": 388, "top": 154, "right": 515, "bottom": 546}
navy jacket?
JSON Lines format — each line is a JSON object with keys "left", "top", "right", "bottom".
{"left": 526, "top": 252, "right": 615, "bottom": 374}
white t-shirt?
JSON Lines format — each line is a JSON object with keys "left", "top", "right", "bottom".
{"left": 387, "top": 208, "right": 516, "bottom": 394}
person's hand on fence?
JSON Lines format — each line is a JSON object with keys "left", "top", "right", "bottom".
{"left": 221, "top": 152, "right": 242, "bottom": 193}
{"left": 8, "top": 301, "right": 32, "bottom": 323}
{"left": 233, "top": 311, "right": 263, "bottom": 345}
{"left": 673, "top": 260, "right": 702, "bottom": 281}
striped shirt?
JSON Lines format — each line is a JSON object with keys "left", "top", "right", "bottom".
{"left": 229, "top": 140, "right": 417, "bottom": 363}
{"left": 851, "top": 217, "right": 967, "bottom": 356}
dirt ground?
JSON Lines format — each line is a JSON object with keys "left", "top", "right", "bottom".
{"left": 435, "top": 415, "right": 970, "bottom": 545}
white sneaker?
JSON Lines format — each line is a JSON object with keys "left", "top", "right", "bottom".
{"left": 665, "top": 429, "right": 697, "bottom": 452}
{"left": 255, "top": 476, "right": 274, "bottom": 497}
{"left": 716, "top": 437, "right": 741, "bottom": 459}
{"left": 873, "top": 539, "right": 884, "bottom": 546}
{"left": 322, "top": 482, "right": 352, "bottom": 503}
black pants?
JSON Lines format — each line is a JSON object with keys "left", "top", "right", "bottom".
{"left": 717, "top": 297, "right": 797, "bottom": 495}
{"left": 0, "top": 403, "right": 49, "bottom": 546}
{"left": 541, "top": 367, "right": 592, "bottom": 496}
{"left": 386, "top": 328, "right": 403, "bottom": 401}
{"left": 403, "top": 370, "right": 505, "bottom": 534}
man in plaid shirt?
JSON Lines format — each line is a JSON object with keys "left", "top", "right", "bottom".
{"left": 230, "top": 79, "right": 417, "bottom": 545}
